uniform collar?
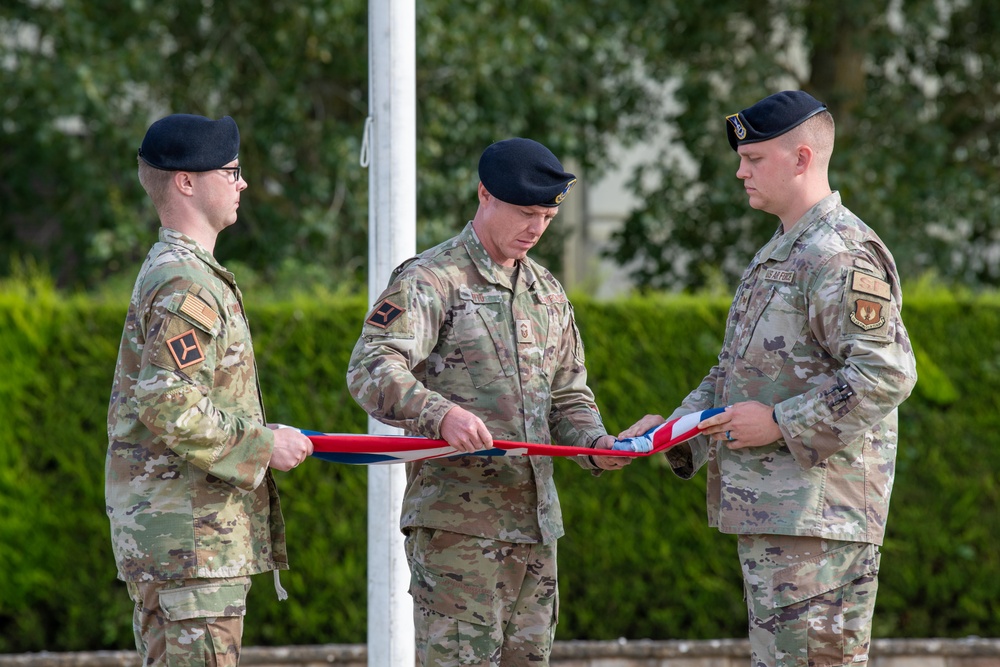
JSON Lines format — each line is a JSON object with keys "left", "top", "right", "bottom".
{"left": 760, "top": 191, "right": 842, "bottom": 263}
{"left": 461, "top": 222, "right": 538, "bottom": 291}
{"left": 159, "top": 227, "right": 237, "bottom": 285}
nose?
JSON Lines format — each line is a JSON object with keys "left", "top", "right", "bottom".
{"left": 528, "top": 214, "right": 552, "bottom": 236}
{"left": 736, "top": 157, "right": 750, "bottom": 180}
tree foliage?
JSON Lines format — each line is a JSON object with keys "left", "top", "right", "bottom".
{"left": 606, "top": 0, "right": 1000, "bottom": 290}
{"left": 2, "top": 0, "right": 370, "bottom": 288}
{"left": 2, "top": 1, "right": 999, "bottom": 291}
{"left": 0, "top": 0, "right": 648, "bottom": 289}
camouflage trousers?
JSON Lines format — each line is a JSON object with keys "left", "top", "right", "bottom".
{"left": 404, "top": 527, "right": 559, "bottom": 666}
{"left": 738, "top": 535, "right": 881, "bottom": 667}
{"left": 126, "top": 576, "right": 251, "bottom": 667}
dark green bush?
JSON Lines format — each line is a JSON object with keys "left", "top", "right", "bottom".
{"left": 0, "top": 281, "right": 993, "bottom": 652}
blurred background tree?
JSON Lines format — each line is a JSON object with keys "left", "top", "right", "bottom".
{"left": 608, "top": 0, "right": 1000, "bottom": 290}
{"left": 0, "top": 0, "right": 648, "bottom": 291}
{"left": 2, "top": 0, "right": 999, "bottom": 292}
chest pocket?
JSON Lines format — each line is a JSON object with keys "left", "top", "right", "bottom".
{"left": 739, "top": 285, "right": 807, "bottom": 381}
{"left": 454, "top": 291, "right": 517, "bottom": 388}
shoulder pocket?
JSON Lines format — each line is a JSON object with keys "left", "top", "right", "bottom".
{"left": 148, "top": 290, "right": 219, "bottom": 372}
{"left": 167, "top": 288, "right": 222, "bottom": 337}
{"left": 842, "top": 269, "right": 894, "bottom": 342}
{"left": 363, "top": 286, "right": 413, "bottom": 339}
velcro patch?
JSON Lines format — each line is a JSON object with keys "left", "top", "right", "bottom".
{"left": 516, "top": 319, "right": 535, "bottom": 344}
{"left": 180, "top": 293, "right": 219, "bottom": 331}
{"left": 851, "top": 271, "right": 891, "bottom": 301}
{"left": 764, "top": 269, "right": 794, "bottom": 283}
{"left": 167, "top": 329, "right": 206, "bottom": 369}
{"left": 366, "top": 299, "right": 405, "bottom": 329}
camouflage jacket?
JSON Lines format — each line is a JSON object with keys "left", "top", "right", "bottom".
{"left": 106, "top": 227, "right": 286, "bottom": 582}
{"left": 666, "top": 192, "right": 917, "bottom": 545}
{"left": 347, "top": 222, "right": 607, "bottom": 544}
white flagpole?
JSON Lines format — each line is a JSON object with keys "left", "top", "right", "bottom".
{"left": 365, "top": 1, "right": 416, "bottom": 665}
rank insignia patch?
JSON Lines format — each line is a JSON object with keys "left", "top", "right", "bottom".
{"left": 166, "top": 329, "right": 205, "bottom": 369}
{"left": 850, "top": 299, "right": 886, "bottom": 330}
{"left": 366, "top": 299, "right": 405, "bottom": 329}
{"left": 516, "top": 319, "right": 535, "bottom": 343}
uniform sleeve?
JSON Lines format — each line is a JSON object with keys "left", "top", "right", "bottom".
{"left": 133, "top": 278, "right": 274, "bottom": 491}
{"left": 346, "top": 269, "right": 456, "bottom": 438}
{"left": 662, "top": 368, "right": 720, "bottom": 479}
{"left": 546, "top": 303, "right": 609, "bottom": 470}
{"left": 777, "top": 251, "right": 917, "bottom": 468}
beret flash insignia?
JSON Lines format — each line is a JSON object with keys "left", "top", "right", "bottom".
{"left": 554, "top": 178, "right": 577, "bottom": 205}
{"left": 727, "top": 113, "right": 748, "bottom": 141}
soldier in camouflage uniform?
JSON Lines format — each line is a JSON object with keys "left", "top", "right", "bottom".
{"left": 618, "top": 92, "right": 917, "bottom": 667}
{"left": 106, "top": 114, "right": 313, "bottom": 667}
{"left": 347, "top": 138, "right": 631, "bottom": 666}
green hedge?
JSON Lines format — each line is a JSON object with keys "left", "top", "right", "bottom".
{"left": 0, "top": 280, "right": 994, "bottom": 652}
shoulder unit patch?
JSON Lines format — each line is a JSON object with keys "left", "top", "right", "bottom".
{"left": 850, "top": 299, "right": 886, "bottom": 331}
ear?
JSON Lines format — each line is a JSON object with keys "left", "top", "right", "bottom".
{"left": 795, "top": 145, "right": 814, "bottom": 174}
{"left": 173, "top": 171, "right": 196, "bottom": 196}
{"left": 477, "top": 181, "right": 492, "bottom": 205}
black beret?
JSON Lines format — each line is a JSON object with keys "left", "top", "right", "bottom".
{"left": 725, "top": 90, "right": 828, "bottom": 151}
{"left": 138, "top": 114, "right": 240, "bottom": 171}
{"left": 478, "top": 138, "right": 577, "bottom": 207}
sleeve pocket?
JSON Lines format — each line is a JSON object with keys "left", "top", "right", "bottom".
{"left": 841, "top": 269, "right": 895, "bottom": 342}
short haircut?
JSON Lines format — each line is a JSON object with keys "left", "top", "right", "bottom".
{"left": 785, "top": 110, "right": 835, "bottom": 164}
{"left": 137, "top": 158, "right": 176, "bottom": 215}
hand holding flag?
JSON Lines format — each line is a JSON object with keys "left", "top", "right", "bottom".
{"left": 612, "top": 407, "right": 725, "bottom": 454}
{"left": 290, "top": 407, "right": 726, "bottom": 465}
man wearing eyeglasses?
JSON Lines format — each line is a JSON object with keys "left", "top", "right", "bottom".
{"left": 106, "top": 113, "right": 313, "bottom": 666}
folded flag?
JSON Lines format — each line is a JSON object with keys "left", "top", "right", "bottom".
{"left": 293, "top": 407, "right": 725, "bottom": 465}
{"left": 611, "top": 407, "right": 726, "bottom": 453}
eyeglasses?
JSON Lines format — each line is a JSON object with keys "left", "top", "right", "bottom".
{"left": 218, "top": 166, "right": 242, "bottom": 183}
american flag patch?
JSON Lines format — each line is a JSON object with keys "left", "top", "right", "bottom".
{"left": 180, "top": 294, "right": 218, "bottom": 331}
